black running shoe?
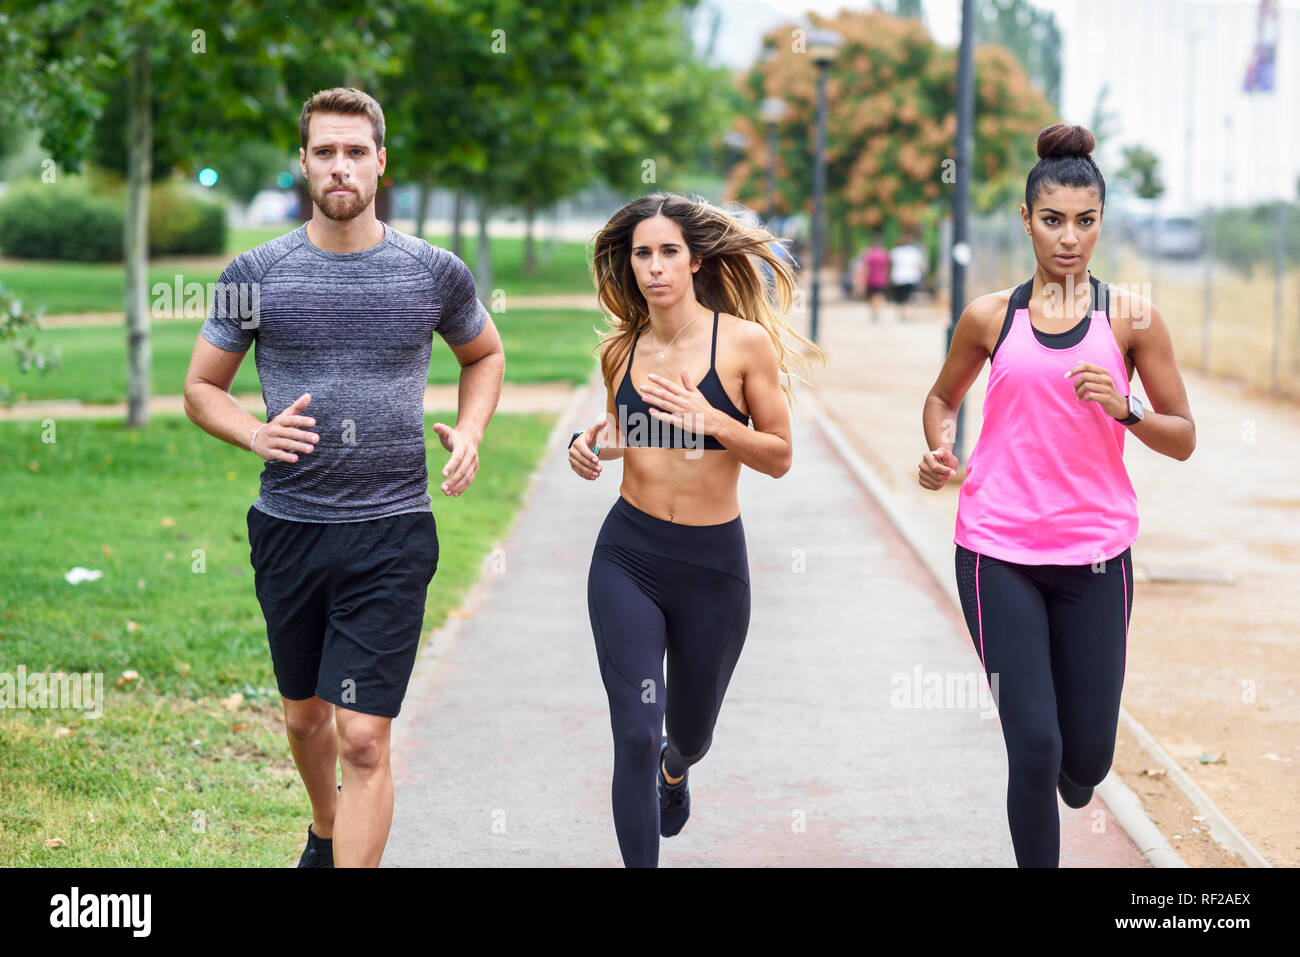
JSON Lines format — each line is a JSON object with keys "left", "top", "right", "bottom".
{"left": 658, "top": 736, "right": 690, "bottom": 837}
{"left": 297, "top": 823, "right": 334, "bottom": 868}
{"left": 1057, "top": 769, "right": 1093, "bottom": 809}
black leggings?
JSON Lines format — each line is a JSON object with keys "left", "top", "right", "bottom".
{"left": 955, "top": 544, "right": 1134, "bottom": 867}
{"left": 587, "top": 496, "right": 751, "bottom": 868}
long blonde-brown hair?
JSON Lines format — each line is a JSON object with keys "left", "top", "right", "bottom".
{"left": 589, "top": 192, "right": 823, "bottom": 405}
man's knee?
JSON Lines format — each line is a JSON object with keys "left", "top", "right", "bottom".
{"left": 283, "top": 696, "right": 333, "bottom": 741}
{"left": 336, "top": 711, "right": 391, "bottom": 771}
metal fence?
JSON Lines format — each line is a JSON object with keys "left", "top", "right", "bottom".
{"left": 960, "top": 204, "right": 1300, "bottom": 399}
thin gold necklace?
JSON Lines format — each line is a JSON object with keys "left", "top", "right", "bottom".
{"left": 649, "top": 313, "right": 703, "bottom": 359}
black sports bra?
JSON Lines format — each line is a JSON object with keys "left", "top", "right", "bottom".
{"left": 615, "top": 311, "right": 750, "bottom": 451}
{"left": 991, "top": 274, "right": 1110, "bottom": 360}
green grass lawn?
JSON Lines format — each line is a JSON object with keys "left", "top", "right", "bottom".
{"left": 1, "top": 309, "right": 604, "bottom": 403}
{"left": 227, "top": 227, "right": 290, "bottom": 253}
{"left": 232, "top": 227, "right": 598, "bottom": 295}
{"left": 0, "top": 231, "right": 596, "bottom": 316}
{"left": 0, "top": 410, "right": 554, "bottom": 866}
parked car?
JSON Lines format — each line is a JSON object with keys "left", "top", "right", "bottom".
{"left": 1134, "top": 214, "right": 1203, "bottom": 258}
{"left": 246, "top": 188, "right": 298, "bottom": 225}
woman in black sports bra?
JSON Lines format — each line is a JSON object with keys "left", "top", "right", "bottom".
{"left": 569, "top": 192, "right": 819, "bottom": 867}
{"left": 613, "top": 308, "right": 750, "bottom": 451}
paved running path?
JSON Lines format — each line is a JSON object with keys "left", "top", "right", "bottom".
{"left": 384, "top": 379, "right": 1148, "bottom": 867}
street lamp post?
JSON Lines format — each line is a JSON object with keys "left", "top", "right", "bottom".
{"left": 949, "top": 0, "right": 975, "bottom": 463}
{"left": 808, "top": 29, "right": 842, "bottom": 345}
{"left": 722, "top": 129, "right": 750, "bottom": 177}
{"left": 759, "top": 97, "right": 787, "bottom": 224}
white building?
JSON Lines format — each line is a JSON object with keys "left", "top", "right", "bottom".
{"left": 698, "top": 0, "right": 1300, "bottom": 209}
{"left": 1050, "top": 0, "right": 1299, "bottom": 209}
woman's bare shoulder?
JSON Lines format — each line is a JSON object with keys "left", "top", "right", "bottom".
{"left": 718, "top": 313, "right": 778, "bottom": 368}
{"left": 956, "top": 288, "right": 1015, "bottom": 351}
{"left": 971, "top": 288, "right": 1014, "bottom": 324}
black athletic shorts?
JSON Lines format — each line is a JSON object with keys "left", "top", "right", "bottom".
{"left": 246, "top": 504, "right": 438, "bottom": 719}
{"left": 891, "top": 282, "right": 917, "bottom": 303}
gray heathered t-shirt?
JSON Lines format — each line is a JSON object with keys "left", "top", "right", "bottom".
{"left": 200, "top": 222, "right": 488, "bottom": 523}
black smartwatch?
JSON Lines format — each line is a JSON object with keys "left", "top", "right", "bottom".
{"left": 1116, "top": 393, "right": 1144, "bottom": 427}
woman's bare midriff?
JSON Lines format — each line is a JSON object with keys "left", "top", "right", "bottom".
{"left": 619, "top": 447, "right": 742, "bottom": 525}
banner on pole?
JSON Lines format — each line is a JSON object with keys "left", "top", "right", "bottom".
{"left": 1243, "top": 0, "right": 1278, "bottom": 92}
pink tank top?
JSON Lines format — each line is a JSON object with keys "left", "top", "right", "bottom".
{"left": 954, "top": 278, "right": 1139, "bottom": 565}
{"left": 866, "top": 247, "right": 889, "bottom": 288}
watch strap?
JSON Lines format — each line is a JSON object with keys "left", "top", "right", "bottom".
{"left": 1118, "top": 393, "right": 1142, "bottom": 426}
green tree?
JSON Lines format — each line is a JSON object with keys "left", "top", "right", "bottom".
{"left": 378, "top": 0, "right": 730, "bottom": 290}
{"left": 0, "top": 283, "right": 59, "bottom": 406}
{"left": 1088, "top": 82, "right": 1119, "bottom": 154}
{"left": 727, "top": 8, "right": 1056, "bottom": 260}
{"left": 8, "top": 0, "right": 403, "bottom": 426}
{"left": 1117, "top": 144, "right": 1165, "bottom": 201}
{"left": 975, "top": 0, "right": 1061, "bottom": 109}
{"left": 207, "top": 141, "right": 298, "bottom": 208}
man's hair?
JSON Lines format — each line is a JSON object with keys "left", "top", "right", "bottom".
{"left": 299, "top": 87, "right": 385, "bottom": 151}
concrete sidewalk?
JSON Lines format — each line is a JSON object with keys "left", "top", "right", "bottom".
{"left": 383, "top": 377, "right": 1148, "bottom": 867}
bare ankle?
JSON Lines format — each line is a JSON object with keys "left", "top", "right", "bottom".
{"left": 310, "top": 820, "right": 334, "bottom": 841}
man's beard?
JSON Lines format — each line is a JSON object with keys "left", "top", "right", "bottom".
{"left": 309, "top": 179, "right": 374, "bottom": 221}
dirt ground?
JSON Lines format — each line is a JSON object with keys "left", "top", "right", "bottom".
{"left": 802, "top": 292, "right": 1299, "bottom": 867}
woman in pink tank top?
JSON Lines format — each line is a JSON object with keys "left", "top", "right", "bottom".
{"left": 862, "top": 234, "right": 890, "bottom": 322}
{"left": 918, "top": 123, "right": 1197, "bottom": 867}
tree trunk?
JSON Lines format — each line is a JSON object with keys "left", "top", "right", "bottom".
{"left": 541, "top": 203, "right": 556, "bottom": 266}
{"left": 523, "top": 200, "right": 535, "bottom": 276}
{"left": 475, "top": 198, "right": 492, "bottom": 304}
{"left": 414, "top": 171, "right": 433, "bottom": 240}
{"left": 451, "top": 191, "right": 464, "bottom": 258}
{"left": 125, "top": 32, "right": 152, "bottom": 429}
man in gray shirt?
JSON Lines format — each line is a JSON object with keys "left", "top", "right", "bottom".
{"left": 183, "top": 88, "right": 503, "bottom": 867}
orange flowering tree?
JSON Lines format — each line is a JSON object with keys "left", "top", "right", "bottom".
{"left": 726, "top": 9, "right": 1056, "bottom": 260}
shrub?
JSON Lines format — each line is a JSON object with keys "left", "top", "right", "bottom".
{"left": 147, "top": 180, "right": 227, "bottom": 256}
{"left": 0, "top": 173, "right": 227, "bottom": 261}
{"left": 1213, "top": 203, "right": 1300, "bottom": 277}
{"left": 0, "top": 178, "right": 122, "bottom": 261}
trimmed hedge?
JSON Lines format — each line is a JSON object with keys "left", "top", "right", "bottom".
{"left": 0, "top": 175, "right": 226, "bottom": 261}
{"left": 0, "top": 179, "right": 122, "bottom": 261}
{"left": 147, "top": 180, "right": 227, "bottom": 255}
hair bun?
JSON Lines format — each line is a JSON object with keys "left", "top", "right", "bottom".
{"left": 1037, "top": 124, "right": 1096, "bottom": 160}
